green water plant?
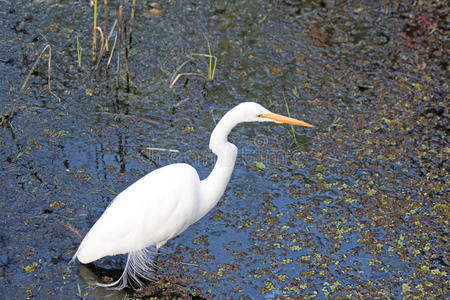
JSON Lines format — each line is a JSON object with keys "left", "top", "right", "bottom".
{"left": 92, "top": 0, "right": 98, "bottom": 62}
{"left": 189, "top": 34, "right": 217, "bottom": 80}
{"left": 191, "top": 35, "right": 217, "bottom": 80}
{"left": 169, "top": 35, "right": 217, "bottom": 89}
{"left": 76, "top": 35, "right": 82, "bottom": 68}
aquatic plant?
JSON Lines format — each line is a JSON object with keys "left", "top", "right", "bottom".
{"left": 169, "top": 35, "right": 218, "bottom": 89}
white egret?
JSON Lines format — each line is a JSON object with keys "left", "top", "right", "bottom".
{"left": 72, "top": 102, "right": 313, "bottom": 289}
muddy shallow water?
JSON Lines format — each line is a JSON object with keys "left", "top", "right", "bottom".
{"left": 0, "top": 0, "right": 448, "bottom": 298}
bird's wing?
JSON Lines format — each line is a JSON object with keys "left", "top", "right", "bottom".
{"left": 74, "top": 163, "right": 200, "bottom": 263}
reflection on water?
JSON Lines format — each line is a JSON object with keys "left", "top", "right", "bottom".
{"left": 77, "top": 265, "right": 128, "bottom": 299}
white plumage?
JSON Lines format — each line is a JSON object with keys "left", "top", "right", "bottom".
{"left": 75, "top": 164, "right": 200, "bottom": 263}
{"left": 72, "top": 102, "right": 313, "bottom": 289}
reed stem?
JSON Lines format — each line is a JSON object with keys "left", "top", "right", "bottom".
{"left": 92, "top": 0, "right": 98, "bottom": 62}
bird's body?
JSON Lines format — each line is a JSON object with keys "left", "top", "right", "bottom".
{"left": 73, "top": 102, "right": 313, "bottom": 289}
{"left": 75, "top": 163, "right": 200, "bottom": 263}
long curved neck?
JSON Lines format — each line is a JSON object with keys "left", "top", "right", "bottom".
{"left": 196, "top": 111, "right": 241, "bottom": 220}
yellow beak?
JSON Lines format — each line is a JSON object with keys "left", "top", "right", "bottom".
{"left": 260, "top": 113, "right": 314, "bottom": 128}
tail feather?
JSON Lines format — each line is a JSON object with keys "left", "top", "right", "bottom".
{"left": 96, "top": 246, "right": 159, "bottom": 290}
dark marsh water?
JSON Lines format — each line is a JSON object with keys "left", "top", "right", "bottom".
{"left": 0, "top": 0, "right": 448, "bottom": 298}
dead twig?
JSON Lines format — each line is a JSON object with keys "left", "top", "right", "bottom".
{"left": 169, "top": 60, "right": 193, "bottom": 84}
{"left": 133, "top": 146, "right": 179, "bottom": 153}
{"left": 64, "top": 223, "right": 83, "bottom": 239}
{"left": 106, "top": 22, "right": 118, "bottom": 68}
{"left": 173, "top": 97, "right": 191, "bottom": 108}
{"left": 124, "top": 21, "right": 130, "bottom": 92}
{"left": 169, "top": 72, "right": 207, "bottom": 89}
{"left": 103, "top": 0, "right": 109, "bottom": 53}
{"left": 93, "top": 27, "right": 105, "bottom": 69}
{"left": 115, "top": 5, "right": 123, "bottom": 98}
{"left": 43, "top": 45, "right": 61, "bottom": 102}
{"left": 1, "top": 44, "right": 60, "bottom": 126}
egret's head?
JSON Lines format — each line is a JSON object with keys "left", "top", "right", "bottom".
{"left": 233, "top": 102, "right": 314, "bottom": 127}
{"left": 209, "top": 102, "right": 313, "bottom": 153}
